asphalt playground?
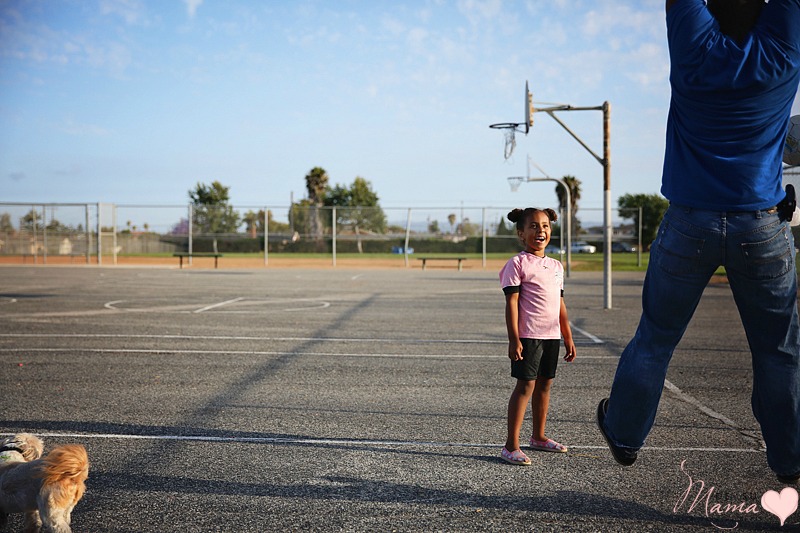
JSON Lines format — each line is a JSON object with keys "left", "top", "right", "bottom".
{"left": 0, "top": 263, "right": 796, "bottom": 532}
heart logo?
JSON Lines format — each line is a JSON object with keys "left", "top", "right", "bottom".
{"left": 762, "top": 487, "right": 799, "bottom": 526}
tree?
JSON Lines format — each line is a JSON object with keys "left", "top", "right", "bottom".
{"left": 244, "top": 209, "right": 291, "bottom": 238}
{"left": 496, "top": 216, "right": 514, "bottom": 236}
{"left": 617, "top": 193, "right": 669, "bottom": 248}
{"left": 0, "top": 213, "right": 12, "bottom": 233}
{"left": 170, "top": 218, "right": 189, "bottom": 235}
{"left": 188, "top": 181, "right": 240, "bottom": 253}
{"left": 555, "top": 175, "right": 582, "bottom": 235}
{"left": 325, "top": 176, "right": 387, "bottom": 253}
{"left": 243, "top": 210, "right": 259, "bottom": 238}
{"left": 428, "top": 219, "right": 440, "bottom": 234}
{"left": 457, "top": 218, "right": 480, "bottom": 237}
{"left": 305, "top": 167, "right": 329, "bottom": 241}
{"left": 19, "top": 209, "right": 43, "bottom": 232}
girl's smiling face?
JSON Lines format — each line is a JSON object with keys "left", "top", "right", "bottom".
{"left": 518, "top": 210, "right": 552, "bottom": 257}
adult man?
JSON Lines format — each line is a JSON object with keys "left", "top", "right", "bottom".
{"left": 597, "top": 0, "right": 800, "bottom": 484}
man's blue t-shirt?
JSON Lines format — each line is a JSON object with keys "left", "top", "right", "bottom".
{"left": 663, "top": 0, "right": 800, "bottom": 211}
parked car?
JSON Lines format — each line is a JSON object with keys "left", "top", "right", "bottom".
{"left": 571, "top": 241, "right": 597, "bottom": 254}
{"left": 545, "top": 244, "right": 565, "bottom": 255}
{"left": 611, "top": 242, "right": 637, "bottom": 253}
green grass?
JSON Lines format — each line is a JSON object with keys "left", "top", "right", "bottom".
{"left": 553, "top": 252, "right": 649, "bottom": 271}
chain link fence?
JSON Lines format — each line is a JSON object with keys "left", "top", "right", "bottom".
{"left": 0, "top": 202, "right": 641, "bottom": 265}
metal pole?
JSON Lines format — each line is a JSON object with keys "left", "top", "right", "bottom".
{"left": 404, "top": 208, "right": 412, "bottom": 268}
{"left": 289, "top": 192, "right": 294, "bottom": 235}
{"left": 481, "top": 208, "right": 487, "bottom": 269}
{"left": 331, "top": 207, "right": 336, "bottom": 267}
{"left": 564, "top": 185, "right": 571, "bottom": 278}
{"left": 603, "top": 101, "right": 612, "bottom": 309}
{"left": 519, "top": 170, "right": 571, "bottom": 277}
{"left": 112, "top": 204, "right": 117, "bottom": 265}
{"left": 42, "top": 205, "right": 47, "bottom": 265}
{"left": 188, "top": 203, "right": 193, "bottom": 267}
{"left": 532, "top": 101, "right": 610, "bottom": 306}
{"left": 31, "top": 206, "right": 37, "bottom": 264}
{"left": 96, "top": 203, "right": 102, "bottom": 265}
{"left": 85, "top": 204, "right": 90, "bottom": 264}
{"left": 264, "top": 206, "right": 269, "bottom": 266}
{"left": 559, "top": 207, "right": 565, "bottom": 263}
{"left": 638, "top": 206, "right": 643, "bottom": 268}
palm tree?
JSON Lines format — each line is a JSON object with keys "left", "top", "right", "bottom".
{"left": 447, "top": 213, "right": 457, "bottom": 234}
{"left": 555, "top": 175, "right": 582, "bottom": 235}
{"left": 304, "top": 167, "right": 329, "bottom": 240}
{"left": 243, "top": 211, "right": 259, "bottom": 238}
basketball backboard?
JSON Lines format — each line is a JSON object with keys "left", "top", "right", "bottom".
{"left": 490, "top": 81, "right": 534, "bottom": 159}
{"left": 525, "top": 81, "right": 533, "bottom": 134}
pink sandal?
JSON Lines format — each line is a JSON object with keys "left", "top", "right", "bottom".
{"left": 529, "top": 438, "right": 568, "bottom": 453}
{"left": 501, "top": 447, "right": 532, "bottom": 465}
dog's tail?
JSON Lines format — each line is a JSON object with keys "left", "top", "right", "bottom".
{"left": 0, "top": 433, "right": 44, "bottom": 461}
{"left": 37, "top": 444, "right": 90, "bottom": 507}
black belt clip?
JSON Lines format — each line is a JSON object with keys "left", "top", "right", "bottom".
{"left": 778, "top": 184, "right": 796, "bottom": 223}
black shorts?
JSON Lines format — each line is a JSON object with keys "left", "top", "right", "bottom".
{"left": 511, "top": 338, "right": 560, "bottom": 380}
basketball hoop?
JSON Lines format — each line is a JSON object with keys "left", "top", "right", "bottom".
{"left": 489, "top": 81, "right": 534, "bottom": 160}
{"left": 490, "top": 122, "right": 525, "bottom": 160}
{"left": 508, "top": 176, "right": 524, "bottom": 192}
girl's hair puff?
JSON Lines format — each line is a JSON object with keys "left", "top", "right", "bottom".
{"left": 507, "top": 207, "right": 558, "bottom": 231}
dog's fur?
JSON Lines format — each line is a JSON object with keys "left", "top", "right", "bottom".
{"left": 0, "top": 433, "right": 89, "bottom": 533}
{"left": 0, "top": 434, "right": 43, "bottom": 465}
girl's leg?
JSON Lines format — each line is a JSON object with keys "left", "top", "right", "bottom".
{"left": 530, "top": 377, "right": 553, "bottom": 441}
{"left": 505, "top": 379, "right": 534, "bottom": 451}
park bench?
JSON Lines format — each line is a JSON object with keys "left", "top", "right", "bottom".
{"left": 417, "top": 256, "right": 468, "bottom": 271}
{"left": 173, "top": 252, "right": 223, "bottom": 269}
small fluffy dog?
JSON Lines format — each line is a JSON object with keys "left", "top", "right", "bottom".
{"left": 0, "top": 433, "right": 89, "bottom": 533}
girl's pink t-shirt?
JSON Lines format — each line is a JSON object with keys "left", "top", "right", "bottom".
{"left": 499, "top": 251, "right": 564, "bottom": 340}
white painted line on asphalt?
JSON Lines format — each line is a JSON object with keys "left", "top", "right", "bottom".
{"left": 100, "top": 299, "right": 332, "bottom": 314}
{"left": 0, "top": 348, "right": 498, "bottom": 359}
{"left": 662, "top": 379, "right": 765, "bottom": 449}
{"left": 0, "top": 347, "right": 615, "bottom": 359}
{"left": 664, "top": 379, "right": 739, "bottom": 428}
{"left": 569, "top": 324, "right": 604, "bottom": 344}
{"left": 193, "top": 297, "right": 244, "bottom": 314}
{"left": 0, "top": 329, "right": 605, "bottom": 345}
{"left": 0, "top": 432, "right": 762, "bottom": 453}
{"left": 0, "top": 333, "right": 507, "bottom": 344}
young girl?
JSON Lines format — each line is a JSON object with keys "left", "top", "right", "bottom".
{"left": 499, "top": 207, "right": 576, "bottom": 466}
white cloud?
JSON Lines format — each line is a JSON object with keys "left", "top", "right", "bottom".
{"left": 183, "top": 0, "right": 203, "bottom": 19}
{"left": 59, "top": 119, "right": 110, "bottom": 137}
{"left": 457, "top": 0, "right": 503, "bottom": 25}
{"left": 99, "top": 0, "right": 147, "bottom": 26}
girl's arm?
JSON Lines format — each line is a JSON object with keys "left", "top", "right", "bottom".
{"left": 559, "top": 297, "right": 577, "bottom": 362}
{"left": 505, "top": 292, "right": 523, "bottom": 361}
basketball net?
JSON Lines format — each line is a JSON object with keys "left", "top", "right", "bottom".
{"left": 508, "top": 176, "right": 523, "bottom": 192}
{"left": 502, "top": 128, "right": 517, "bottom": 160}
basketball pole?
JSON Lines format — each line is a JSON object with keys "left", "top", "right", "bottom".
{"left": 534, "top": 102, "right": 612, "bottom": 309}
{"left": 511, "top": 155, "right": 572, "bottom": 277}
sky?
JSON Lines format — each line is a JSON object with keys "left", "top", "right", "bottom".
{"left": 2, "top": 0, "right": 800, "bottom": 223}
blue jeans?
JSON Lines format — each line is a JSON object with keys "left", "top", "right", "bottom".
{"left": 603, "top": 204, "right": 800, "bottom": 476}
